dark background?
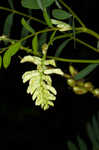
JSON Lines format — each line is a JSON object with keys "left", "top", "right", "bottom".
{"left": 0, "top": 0, "right": 99, "bottom": 150}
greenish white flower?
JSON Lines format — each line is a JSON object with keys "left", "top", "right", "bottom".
{"left": 21, "top": 55, "right": 64, "bottom": 110}
{"left": 51, "top": 19, "right": 72, "bottom": 32}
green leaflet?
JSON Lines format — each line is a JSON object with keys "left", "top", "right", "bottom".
{"left": 43, "top": 8, "right": 53, "bottom": 27}
{"left": 3, "top": 42, "right": 21, "bottom": 68}
{"left": 36, "top": 0, "right": 43, "bottom": 10}
{"left": 21, "top": 18, "right": 35, "bottom": 33}
{"left": 67, "top": 141, "right": 78, "bottom": 150}
{"left": 38, "top": 32, "right": 47, "bottom": 51}
{"left": 32, "top": 35, "right": 38, "bottom": 54}
{"left": 92, "top": 115, "right": 99, "bottom": 141}
{"left": 52, "top": 9, "right": 72, "bottom": 20}
{"left": 48, "top": 30, "right": 56, "bottom": 46}
{"left": 8, "top": 0, "right": 14, "bottom": 9}
{"left": 55, "top": 38, "right": 71, "bottom": 57}
{"left": 3, "top": 50, "right": 11, "bottom": 69}
{"left": 77, "top": 136, "right": 87, "bottom": 150}
{"left": 74, "top": 64, "right": 99, "bottom": 80}
{"left": 87, "top": 123, "right": 99, "bottom": 149}
{"left": 0, "top": 56, "right": 2, "bottom": 69}
{"left": 21, "top": 0, "right": 55, "bottom": 9}
{"left": 3, "top": 13, "right": 14, "bottom": 36}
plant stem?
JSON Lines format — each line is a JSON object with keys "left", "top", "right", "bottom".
{"left": 0, "top": 6, "right": 46, "bottom": 25}
{"left": 47, "top": 56, "right": 99, "bottom": 64}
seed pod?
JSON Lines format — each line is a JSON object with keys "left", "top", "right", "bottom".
{"left": 76, "top": 80, "right": 84, "bottom": 87}
{"left": 92, "top": 88, "right": 99, "bottom": 98}
{"left": 69, "top": 65, "right": 78, "bottom": 77}
{"left": 67, "top": 78, "right": 76, "bottom": 87}
{"left": 84, "top": 82, "right": 94, "bottom": 91}
{"left": 73, "top": 86, "right": 88, "bottom": 95}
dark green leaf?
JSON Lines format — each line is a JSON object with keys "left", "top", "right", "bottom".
{"left": 87, "top": 123, "right": 99, "bottom": 149}
{"left": 32, "top": 35, "right": 38, "bottom": 53}
{"left": 21, "top": 19, "right": 30, "bottom": 45}
{"left": 55, "top": 39, "right": 71, "bottom": 57}
{"left": 67, "top": 141, "right": 78, "bottom": 150}
{"left": 0, "top": 56, "right": 2, "bottom": 69}
{"left": 92, "top": 115, "right": 99, "bottom": 142}
{"left": 52, "top": 9, "right": 72, "bottom": 20}
{"left": 8, "top": 0, "right": 14, "bottom": 9}
{"left": 39, "top": 32, "right": 47, "bottom": 50}
{"left": 21, "top": 0, "right": 55, "bottom": 9}
{"left": 3, "top": 13, "right": 14, "bottom": 36}
{"left": 77, "top": 136, "right": 87, "bottom": 150}
{"left": 21, "top": 18, "right": 35, "bottom": 33}
{"left": 74, "top": 64, "right": 99, "bottom": 80}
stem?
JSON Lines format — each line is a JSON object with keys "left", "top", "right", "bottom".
{"left": 47, "top": 56, "right": 99, "bottom": 64}
{"left": 20, "top": 46, "right": 99, "bottom": 64}
{"left": 58, "top": 0, "right": 86, "bottom": 27}
{"left": 0, "top": 6, "right": 46, "bottom": 25}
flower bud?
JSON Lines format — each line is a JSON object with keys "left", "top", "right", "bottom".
{"left": 73, "top": 86, "right": 88, "bottom": 95}
{"left": 92, "top": 88, "right": 99, "bottom": 98}
{"left": 67, "top": 78, "right": 76, "bottom": 87}
{"left": 84, "top": 82, "right": 94, "bottom": 91}
{"left": 42, "top": 43, "right": 48, "bottom": 55}
{"left": 69, "top": 65, "right": 78, "bottom": 77}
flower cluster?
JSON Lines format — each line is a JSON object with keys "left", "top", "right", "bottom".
{"left": 20, "top": 55, "right": 64, "bottom": 110}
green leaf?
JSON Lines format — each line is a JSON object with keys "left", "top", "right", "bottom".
{"left": 92, "top": 115, "right": 99, "bottom": 142}
{"left": 32, "top": 35, "right": 38, "bottom": 54}
{"left": 43, "top": 8, "right": 53, "bottom": 27}
{"left": 3, "top": 42, "right": 21, "bottom": 69}
{"left": 36, "top": 0, "right": 43, "bottom": 10}
{"left": 7, "top": 42, "right": 21, "bottom": 56}
{"left": 8, "top": 0, "right": 14, "bottom": 9}
{"left": 21, "top": 0, "right": 55, "bottom": 9}
{"left": 87, "top": 123, "right": 99, "bottom": 149}
{"left": 55, "top": 39, "right": 71, "bottom": 56}
{"left": 0, "top": 56, "right": 2, "bottom": 69}
{"left": 3, "top": 13, "right": 14, "bottom": 36}
{"left": 74, "top": 64, "right": 99, "bottom": 80}
{"left": 77, "top": 136, "right": 87, "bottom": 150}
{"left": 3, "top": 51, "right": 11, "bottom": 69}
{"left": 48, "top": 31, "right": 56, "bottom": 46}
{"left": 39, "top": 32, "right": 47, "bottom": 51}
{"left": 52, "top": 9, "right": 72, "bottom": 20}
{"left": 67, "top": 141, "right": 78, "bottom": 150}
{"left": 21, "top": 18, "right": 35, "bottom": 33}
